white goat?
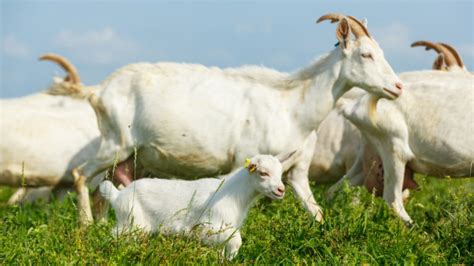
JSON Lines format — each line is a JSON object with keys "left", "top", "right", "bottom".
{"left": 55, "top": 13, "right": 402, "bottom": 224}
{"left": 100, "top": 152, "right": 297, "bottom": 260}
{"left": 326, "top": 40, "right": 471, "bottom": 201}
{"left": 0, "top": 55, "right": 135, "bottom": 221}
{"left": 411, "top": 41, "right": 468, "bottom": 72}
{"left": 338, "top": 41, "right": 473, "bottom": 223}
{"left": 357, "top": 41, "right": 469, "bottom": 198}
{"left": 0, "top": 56, "right": 99, "bottom": 189}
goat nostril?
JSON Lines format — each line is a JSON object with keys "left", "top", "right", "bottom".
{"left": 395, "top": 82, "right": 403, "bottom": 91}
{"left": 277, "top": 187, "right": 285, "bottom": 193}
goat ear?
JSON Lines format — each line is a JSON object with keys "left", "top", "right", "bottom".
{"left": 361, "top": 18, "right": 368, "bottom": 28}
{"left": 432, "top": 54, "right": 446, "bottom": 70}
{"left": 336, "top": 18, "right": 351, "bottom": 49}
{"left": 277, "top": 150, "right": 300, "bottom": 172}
{"left": 244, "top": 158, "right": 257, "bottom": 173}
{"left": 247, "top": 163, "right": 257, "bottom": 173}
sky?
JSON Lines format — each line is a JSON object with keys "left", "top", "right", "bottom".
{"left": 1, "top": 0, "right": 473, "bottom": 98}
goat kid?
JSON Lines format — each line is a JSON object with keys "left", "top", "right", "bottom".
{"left": 100, "top": 152, "right": 297, "bottom": 260}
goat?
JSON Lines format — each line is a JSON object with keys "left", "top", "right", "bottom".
{"left": 0, "top": 55, "right": 136, "bottom": 222}
{"left": 337, "top": 41, "right": 473, "bottom": 224}
{"left": 100, "top": 151, "right": 297, "bottom": 260}
{"left": 326, "top": 41, "right": 470, "bottom": 201}
{"left": 0, "top": 56, "right": 99, "bottom": 189}
{"left": 54, "top": 13, "right": 402, "bottom": 224}
{"left": 412, "top": 41, "right": 467, "bottom": 72}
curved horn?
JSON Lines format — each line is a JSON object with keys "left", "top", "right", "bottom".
{"left": 316, "top": 13, "right": 345, "bottom": 24}
{"left": 39, "top": 53, "right": 80, "bottom": 84}
{"left": 411, "top": 41, "right": 457, "bottom": 68}
{"left": 317, "top": 13, "right": 371, "bottom": 39}
{"left": 439, "top": 43, "right": 465, "bottom": 68}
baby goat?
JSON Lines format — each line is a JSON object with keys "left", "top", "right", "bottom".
{"left": 100, "top": 152, "right": 297, "bottom": 260}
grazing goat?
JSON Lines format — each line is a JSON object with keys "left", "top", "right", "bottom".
{"left": 338, "top": 41, "right": 473, "bottom": 224}
{"left": 100, "top": 152, "right": 297, "bottom": 260}
{"left": 55, "top": 13, "right": 402, "bottom": 224}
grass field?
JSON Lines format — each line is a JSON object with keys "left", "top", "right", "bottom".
{"left": 0, "top": 176, "right": 472, "bottom": 264}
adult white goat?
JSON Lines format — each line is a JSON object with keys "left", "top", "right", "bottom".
{"left": 326, "top": 41, "right": 470, "bottom": 201}
{"left": 55, "top": 13, "right": 402, "bottom": 224}
{"left": 359, "top": 42, "right": 470, "bottom": 197}
{"left": 0, "top": 56, "right": 99, "bottom": 189}
{"left": 101, "top": 151, "right": 297, "bottom": 260}
{"left": 338, "top": 41, "right": 473, "bottom": 224}
{"left": 412, "top": 41, "right": 467, "bottom": 72}
{"left": 0, "top": 55, "right": 135, "bottom": 218}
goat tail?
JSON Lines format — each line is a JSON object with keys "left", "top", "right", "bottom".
{"left": 100, "top": 180, "right": 120, "bottom": 203}
{"left": 46, "top": 81, "right": 96, "bottom": 100}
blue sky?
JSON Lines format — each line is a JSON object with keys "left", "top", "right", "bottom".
{"left": 1, "top": 1, "right": 473, "bottom": 98}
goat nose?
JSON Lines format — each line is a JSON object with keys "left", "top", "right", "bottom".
{"left": 277, "top": 186, "right": 285, "bottom": 193}
{"left": 395, "top": 82, "right": 403, "bottom": 91}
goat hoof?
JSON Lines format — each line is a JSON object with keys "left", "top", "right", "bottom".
{"left": 315, "top": 211, "right": 324, "bottom": 223}
{"left": 405, "top": 220, "right": 415, "bottom": 228}
{"left": 72, "top": 168, "right": 81, "bottom": 181}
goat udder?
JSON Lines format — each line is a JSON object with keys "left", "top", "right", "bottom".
{"left": 112, "top": 157, "right": 136, "bottom": 186}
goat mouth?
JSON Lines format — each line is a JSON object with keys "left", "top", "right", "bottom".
{"left": 383, "top": 88, "right": 400, "bottom": 98}
{"left": 271, "top": 191, "right": 284, "bottom": 199}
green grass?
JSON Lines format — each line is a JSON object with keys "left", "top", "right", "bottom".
{"left": 1, "top": 176, "right": 473, "bottom": 264}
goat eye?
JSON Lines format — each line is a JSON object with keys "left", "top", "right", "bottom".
{"left": 361, "top": 53, "right": 373, "bottom": 60}
{"left": 259, "top": 172, "right": 269, "bottom": 177}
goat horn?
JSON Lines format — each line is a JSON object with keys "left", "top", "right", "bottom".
{"left": 411, "top": 41, "right": 457, "bottom": 68}
{"left": 317, "top": 13, "right": 371, "bottom": 39}
{"left": 39, "top": 53, "right": 80, "bottom": 84}
{"left": 439, "top": 43, "right": 465, "bottom": 68}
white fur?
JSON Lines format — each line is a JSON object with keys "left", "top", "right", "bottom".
{"left": 0, "top": 78, "right": 117, "bottom": 225}
{"left": 324, "top": 46, "right": 471, "bottom": 201}
{"left": 0, "top": 87, "right": 101, "bottom": 188}
{"left": 340, "top": 70, "right": 474, "bottom": 223}
{"left": 100, "top": 154, "right": 289, "bottom": 260}
{"left": 309, "top": 88, "right": 364, "bottom": 182}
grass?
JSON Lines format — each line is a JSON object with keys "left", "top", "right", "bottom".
{"left": 0, "top": 176, "right": 473, "bottom": 264}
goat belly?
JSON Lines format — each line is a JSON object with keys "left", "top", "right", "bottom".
{"left": 138, "top": 144, "right": 232, "bottom": 178}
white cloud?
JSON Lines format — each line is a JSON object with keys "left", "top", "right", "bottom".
{"left": 52, "top": 27, "right": 139, "bottom": 64}
{"left": 2, "top": 35, "right": 30, "bottom": 58}
{"left": 371, "top": 22, "right": 412, "bottom": 52}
